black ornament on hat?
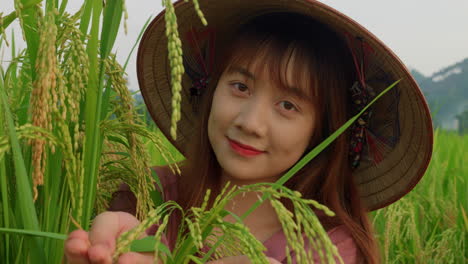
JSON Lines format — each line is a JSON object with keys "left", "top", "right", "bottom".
{"left": 346, "top": 33, "right": 401, "bottom": 169}
{"left": 182, "top": 27, "right": 216, "bottom": 113}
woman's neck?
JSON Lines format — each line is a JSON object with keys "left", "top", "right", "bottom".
{"left": 219, "top": 175, "right": 283, "bottom": 242}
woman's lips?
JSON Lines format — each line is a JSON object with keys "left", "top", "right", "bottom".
{"left": 228, "top": 139, "right": 265, "bottom": 157}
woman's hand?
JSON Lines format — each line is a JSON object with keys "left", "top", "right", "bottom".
{"left": 64, "top": 211, "right": 155, "bottom": 264}
{"left": 64, "top": 212, "right": 280, "bottom": 264}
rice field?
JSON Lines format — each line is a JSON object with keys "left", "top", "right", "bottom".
{"left": 105, "top": 120, "right": 468, "bottom": 263}
{"left": 0, "top": 0, "right": 466, "bottom": 263}
{"left": 371, "top": 130, "right": 467, "bottom": 263}
{"left": 146, "top": 127, "right": 468, "bottom": 263}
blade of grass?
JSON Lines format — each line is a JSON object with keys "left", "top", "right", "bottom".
{"left": 0, "top": 100, "right": 10, "bottom": 264}
{"left": 100, "top": 0, "right": 123, "bottom": 58}
{"left": 14, "top": 237, "right": 25, "bottom": 264}
{"left": 99, "top": 0, "right": 124, "bottom": 123}
{"left": 79, "top": 0, "right": 93, "bottom": 36}
{"left": 123, "top": 15, "right": 152, "bottom": 70}
{"left": 82, "top": 0, "right": 126, "bottom": 225}
{"left": 58, "top": 0, "right": 69, "bottom": 15}
{"left": 82, "top": 0, "right": 104, "bottom": 227}
{"left": 18, "top": 0, "right": 41, "bottom": 81}
{"left": 0, "top": 228, "right": 67, "bottom": 240}
{"left": 0, "top": 69, "right": 45, "bottom": 262}
{"left": 11, "top": 30, "right": 16, "bottom": 59}
{"left": 83, "top": 0, "right": 128, "bottom": 226}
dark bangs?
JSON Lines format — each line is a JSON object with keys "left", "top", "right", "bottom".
{"left": 226, "top": 36, "right": 317, "bottom": 101}
{"left": 221, "top": 23, "right": 318, "bottom": 105}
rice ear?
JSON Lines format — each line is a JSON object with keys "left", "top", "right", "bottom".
{"left": 30, "top": 10, "right": 58, "bottom": 200}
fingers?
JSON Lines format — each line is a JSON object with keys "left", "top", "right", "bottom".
{"left": 64, "top": 229, "right": 90, "bottom": 264}
{"left": 65, "top": 212, "right": 145, "bottom": 264}
{"left": 87, "top": 212, "right": 141, "bottom": 263}
{"left": 88, "top": 212, "right": 120, "bottom": 252}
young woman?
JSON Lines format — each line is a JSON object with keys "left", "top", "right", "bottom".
{"left": 64, "top": 1, "right": 433, "bottom": 263}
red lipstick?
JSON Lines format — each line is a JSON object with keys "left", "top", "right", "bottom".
{"left": 228, "top": 139, "right": 264, "bottom": 157}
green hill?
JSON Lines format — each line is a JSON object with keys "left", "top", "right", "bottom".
{"left": 411, "top": 58, "right": 468, "bottom": 129}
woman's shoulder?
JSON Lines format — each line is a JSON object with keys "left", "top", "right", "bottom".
{"left": 264, "top": 224, "right": 358, "bottom": 263}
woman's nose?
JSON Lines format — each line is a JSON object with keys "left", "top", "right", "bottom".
{"left": 233, "top": 98, "right": 268, "bottom": 138}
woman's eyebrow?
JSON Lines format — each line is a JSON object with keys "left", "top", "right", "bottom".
{"left": 284, "top": 86, "right": 313, "bottom": 103}
{"left": 227, "top": 65, "right": 313, "bottom": 102}
{"left": 227, "top": 65, "right": 256, "bottom": 81}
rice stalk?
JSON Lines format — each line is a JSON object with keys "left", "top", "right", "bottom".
{"left": 190, "top": 0, "right": 208, "bottom": 26}
{"left": 122, "top": 0, "right": 128, "bottom": 34}
{"left": 13, "top": 0, "right": 26, "bottom": 40}
{"left": 30, "top": 9, "right": 58, "bottom": 200}
{"left": 118, "top": 183, "right": 340, "bottom": 264}
{"left": 153, "top": 214, "right": 171, "bottom": 263}
{"left": 186, "top": 189, "right": 211, "bottom": 249}
{"left": 104, "top": 55, "right": 155, "bottom": 219}
{"left": 160, "top": 0, "right": 207, "bottom": 140}
{"left": 0, "top": 13, "right": 9, "bottom": 46}
{"left": 0, "top": 124, "right": 60, "bottom": 161}
{"left": 213, "top": 221, "right": 268, "bottom": 263}
{"left": 162, "top": 0, "right": 184, "bottom": 140}
{"left": 0, "top": 50, "right": 44, "bottom": 262}
{"left": 260, "top": 185, "right": 340, "bottom": 264}
{"left": 176, "top": 183, "right": 269, "bottom": 262}
{"left": 427, "top": 228, "right": 458, "bottom": 263}
{"left": 5, "top": 53, "right": 33, "bottom": 117}
{"left": 113, "top": 201, "right": 182, "bottom": 261}
{"left": 198, "top": 184, "right": 340, "bottom": 263}
{"left": 0, "top": 136, "right": 8, "bottom": 160}
{"left": 58, "top": 12, "right": 89, "bottom": 127}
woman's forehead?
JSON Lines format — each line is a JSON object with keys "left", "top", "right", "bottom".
{"left": 224, "top": 49, "right": 315, "bottom": 101}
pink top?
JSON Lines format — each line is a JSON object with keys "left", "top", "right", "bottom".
{"left": 109, "top": 167, "right": 358, "bottom": 263}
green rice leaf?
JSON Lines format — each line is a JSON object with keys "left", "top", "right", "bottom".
{"left": 150, "top": 170, "right": 164, "bottom": 207}
{"left": 79, "top": 0, "right": 93, "bottom": 35}
{"left": 123, "top": 15, "right": 152, "bottom": 70}
{"left": 82, "top": 0, "right": 104, "bottom": 227}
{"left": 278, "top": 79, "right": 401, "bottom": 185}
{"left": 100, "top": 0, "right": 123, "bottom": 58}
{"left": 18, "top": 0, "right": 41, "bottom": 81}
{"left": 0, "top": 228, "right": 67, "bottom": 240}
{"left": 0, "top": 92, "right": 10, "bottom": 263}
{"left": 130, "top": 236, "right": 172, "bottom": 256}
{"left": 0, "top": 69, "right": 45, "bottom": 262}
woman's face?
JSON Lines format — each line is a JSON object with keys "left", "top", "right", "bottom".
{"left": 207, "top": 57, "right": 316, "bottom": 184}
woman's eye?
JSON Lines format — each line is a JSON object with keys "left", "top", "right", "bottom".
{"left": 279, "top": 101, "right": 298, "bottom": 112}
{"left": 231, "top": 83, "right": 249, "bottom": 94}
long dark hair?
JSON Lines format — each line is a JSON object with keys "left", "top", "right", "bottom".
{"left": 176, "top": 12, "right": 380, "bottom": 263}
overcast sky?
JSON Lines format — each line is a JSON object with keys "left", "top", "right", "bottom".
{"left": 2, "top": 0, "right": 467, "bottom": 90}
